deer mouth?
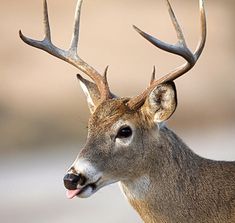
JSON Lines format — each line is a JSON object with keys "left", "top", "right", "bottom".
{"left": 66, "top": 178, "right": 100, "bottom": 199}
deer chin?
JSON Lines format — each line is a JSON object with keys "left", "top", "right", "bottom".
{"left": 67, "top": 176, "right": 109, "bottom": 199}
{"left": 66, "top": 178, "right": 118, "bottom": 199}
{"left": 66, "top": 185, "right": 95, "bottom": 199}
{"left": 66, "top": 178, "right": 101, "bottom": 199}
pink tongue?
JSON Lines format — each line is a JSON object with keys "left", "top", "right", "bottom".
{"left": 66, "top": 189, "right": 81, "bottom": 199}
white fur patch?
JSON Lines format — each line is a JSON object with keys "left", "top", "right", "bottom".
{"left": 120, "top": 175, "right": 150, "bottom": 200}
{"left": 79, "top": 80, "right": 95, "bottom": 109}
{"left": 112, "top": 119, "right": 134, "bottom": 147}
{"left": 157, "top": 121, "right": 166, "bottom": 129}
{"left": 71, "top": 159, "right": 101, "bottom": 183}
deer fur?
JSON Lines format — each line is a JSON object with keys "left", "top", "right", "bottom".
{"left": 72, "top": 81, "right": 235, "bottom": 223}
{"left": 19, "top": 0, "right": 235, "bottom": 222}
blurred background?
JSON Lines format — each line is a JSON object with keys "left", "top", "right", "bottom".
{"left": 0, "top": 0, "right": 234, "bottom": 222}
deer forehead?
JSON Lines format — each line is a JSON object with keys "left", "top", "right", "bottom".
{"left": 88, "top": 98, "right": 140, "bottom": 131}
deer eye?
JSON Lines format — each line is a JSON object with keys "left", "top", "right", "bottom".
{"left": 116, "top": 126, "right": 132, "bottom": 139}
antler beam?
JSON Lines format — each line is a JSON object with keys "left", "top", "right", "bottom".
{"left": 127, "top": 0, "right": 206, "bottom": 109}
{"left": 19, "top": 0, "right": 111, "bottom": 102}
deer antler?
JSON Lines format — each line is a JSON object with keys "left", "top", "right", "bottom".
{"left": 19, "top": 0, "right": 111, "bottom": 102}
{"left": 127, "top": 0, "right": 206, "bottom": 109}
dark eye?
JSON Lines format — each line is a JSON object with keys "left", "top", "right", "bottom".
{"left": 116, "top": 126, "right": 132, "bottom": 139}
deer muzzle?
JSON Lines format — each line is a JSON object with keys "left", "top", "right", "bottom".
{"left": 63, "top": 173, "right": 87, "bottom": 190}
{"left": 64, "top": 159, "right": 103, "bottom": 199}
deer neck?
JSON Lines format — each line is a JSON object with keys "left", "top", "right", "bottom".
{"left": 120, "top": 125, "right": 202, "bottom": 223}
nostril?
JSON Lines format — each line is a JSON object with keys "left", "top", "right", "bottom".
{"left": 63, "top": 173, "right": 87, "bottom": 190}
{"left": 78, "top": 174, "right": 86, "bottom": 186}
{"left": 63, "top": 174, "right": 79, "bottom": 190}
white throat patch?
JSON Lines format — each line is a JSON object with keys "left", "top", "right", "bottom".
{"left": 120, "top": 175, "right": 150, "bottom": 200}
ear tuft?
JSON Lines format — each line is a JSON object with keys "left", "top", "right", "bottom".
{"left": 143, "top": 82, "right": 177, "bottom": 123}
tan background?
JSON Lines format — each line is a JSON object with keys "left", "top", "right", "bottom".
{"left": 0, "top": 0, "right": 234, "bottom": 222}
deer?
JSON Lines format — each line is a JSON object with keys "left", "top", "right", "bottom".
{"left": 20, "top": 0, "right": 235, "bottom": 222}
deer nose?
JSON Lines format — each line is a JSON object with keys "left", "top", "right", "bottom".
{"left": 63, "top": 173, "right": 87, "bottom": 190}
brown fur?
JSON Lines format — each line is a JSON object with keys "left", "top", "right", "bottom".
{"left": 122, "top": 125, "right": 235, "bottom": 223}
{"left": 78, "top": 97, "right": 235, "bottom": 223}
{"left": 19, "top": 0, "right": 234, "bottom": 221}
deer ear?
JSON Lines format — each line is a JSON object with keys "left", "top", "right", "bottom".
{"left": 77, "top": 74, "right": 101, "bottom": 114}
{"left": 143, "top": 82, "right": 177, "bottom": 123}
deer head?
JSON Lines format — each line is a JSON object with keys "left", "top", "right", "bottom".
{"left": 20, "top": 0, "right": 206, "bottom": 199}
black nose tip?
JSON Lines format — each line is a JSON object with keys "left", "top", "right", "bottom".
{"left": 63, "top": 173, "right": 86, "bottom": 190}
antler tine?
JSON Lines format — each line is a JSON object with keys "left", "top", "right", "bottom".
{"left": 70, "top": 0, "right": 82, "bottom": 54}
{"left": 127, "top": 0, "right": 206, "bottom": 110}
{"left": 194, "top": 0, "right": 207, "bottom": 60}
{"left": 43, "top": 0, "right": 51, "bottom": 41}
{"left": 19, "top": 0, "right": 111, "bottom": 102}
{"left": 165, "top": 0, "right": 186, "bottom": 47}
{"left": 150, "top": 66, "right": 156, "bottom": 85}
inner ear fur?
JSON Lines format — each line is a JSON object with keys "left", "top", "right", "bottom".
{"left": 142, "top": 81, "right": 177, "bottom": 123}
{"left": 77, "top": 74, "right": 116, "bottom": 114}
{"left": 77, "top": 74, "right": 101, "bottom": 114}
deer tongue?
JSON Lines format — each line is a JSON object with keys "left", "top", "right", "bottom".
{"left": 66, "top": 189, "right": 81, "bottom": 199}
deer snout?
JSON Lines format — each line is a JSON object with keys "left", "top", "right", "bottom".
{"left": 63, "top": 173, "right": 87, "bottom": 190}
{"left": 64, "top": 160, "right": 104, "bottom": 199}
